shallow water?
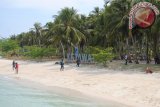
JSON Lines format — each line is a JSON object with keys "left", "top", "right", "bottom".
{"left": 0, "top": 76, "right": 128, "bottom": 107}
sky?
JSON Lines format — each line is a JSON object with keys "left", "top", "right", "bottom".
{"left": 0, "top": 0, "right": 104, "bottom": 38}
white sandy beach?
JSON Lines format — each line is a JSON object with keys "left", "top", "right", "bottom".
{"left": 0, "top": 59, "right": 160, "bottom": 107}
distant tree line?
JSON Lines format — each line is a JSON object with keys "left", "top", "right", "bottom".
{"left": 0, "top": 0, "right": 160, "bottom": 64}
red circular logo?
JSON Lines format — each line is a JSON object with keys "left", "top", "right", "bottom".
{"left": 134, "top": 7, "right": 156, "bottom": 28}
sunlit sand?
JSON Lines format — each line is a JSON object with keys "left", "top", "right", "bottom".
{"left": 0, "top": 59, "right": 160, "bottom": 107}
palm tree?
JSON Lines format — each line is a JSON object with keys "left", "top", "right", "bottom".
{"left": 102, "top": 0, "right": 131, "bottom": 56}
{"left": 150, "top": 2, "right": 160, "bottom": 59}
{"left": 8, "top": 0, "right": 160, "bottom": 63}
{"left": 32, "top": 22, "right": 43, "bottom": 46}
{"left": 49, "top": 7, "right": 86, "bottom": 59}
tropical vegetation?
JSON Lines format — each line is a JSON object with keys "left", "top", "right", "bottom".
{"left": 0, "top": 0, "right": 160, "bottom": 65}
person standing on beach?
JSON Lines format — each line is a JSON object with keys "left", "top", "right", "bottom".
{"left": 60, "top": 59, "right": 64, "bottom": 71}
{"left": 15, "top": 63, "right": 19, "bottom": 74}
{"left": 154, "top": 54, "right": 159, "bottom": 64}
{"left": 124, "top": 54, "right": 128, "bottom": 65}
{"left": 12, "top": 60, "right": 16, "bottom": 70}
{"left": 76, "top": 58, "right": 80, "bottom": 67}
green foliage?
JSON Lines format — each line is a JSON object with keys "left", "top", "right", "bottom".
{"left": 0, "top": 39, "right": 19, "bottom": 53}
{"left": 23, "top": 46, "right": 56, "bottom": 58}
{"left": 2, "top": 0, "right": 160, "bottom": 62}
{"left": 84, "top": 46, "right": 102, "bottom": 54}
{"left": 93, "top": 47, "right": 115, "bottom": 66}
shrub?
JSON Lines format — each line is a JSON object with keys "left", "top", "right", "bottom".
{"left": 0, "top": 39, "right": 19, "bottom": 53}
{"left": 84, "top": 46, "right": 102, "bottom": 54}
{"left": 23, "top": 46, "right": 56, "bottom": 58}
{"left": 93, "top": 47, "right": 115, "bottom": 66}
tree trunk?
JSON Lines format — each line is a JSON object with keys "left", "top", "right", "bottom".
{"left": 39, "top": 39, "right": 41, "bottom": 47}
{"left": 60, "top": 41, "right": 65, "bottom": 59}
{"left": 39, "top": 31, "right": 42, "bottom": 47}
{"left": 153, "top": 34, "right": 157, "bottom": 57}
{"left": 146, "top": 32, "right": 149, "bottom": 64}
{"left": 126, "top": 38, "right": 129, "bottom": 53}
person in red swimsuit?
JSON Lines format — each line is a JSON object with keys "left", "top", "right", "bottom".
{"left": 15, "top": 63, "right": 19, "bottom": 74}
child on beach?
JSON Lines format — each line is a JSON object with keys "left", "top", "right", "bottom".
{"left": 15, "top": 63, "right": 19, "bottom": 74}
{"left": 60, "top": 59, "right": 64, "bottom": 71}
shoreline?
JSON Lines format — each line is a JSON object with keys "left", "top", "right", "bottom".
{"left": 0, "top": 74, "right": 129, "bottom": 107}
{"left": 0, "top": 58, "right": 160, "bottom": 107}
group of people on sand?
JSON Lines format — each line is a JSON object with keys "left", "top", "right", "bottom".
{"left": 12, "top": 58, "right": 153, "bottom": 74}
{"left": 12, "top": 58, "right": 80, "bottom": 73}
{"left": 124, "top": 54, "right": 139, "bottom": 65}
{"left": 59, "top": 58, "right": 81, "bottom": 71}
{"left": 124, "top": 53, "right": 160, "bottom": 65}
{"left": 12, "top": 60, "right": 19, "bottom": 74}
{"left": 124, "top": 54, "right": 153, "bottom": 74}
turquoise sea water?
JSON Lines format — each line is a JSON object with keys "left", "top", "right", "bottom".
{"left": 0, "top": 76, "right": 128, "bottom": 107}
